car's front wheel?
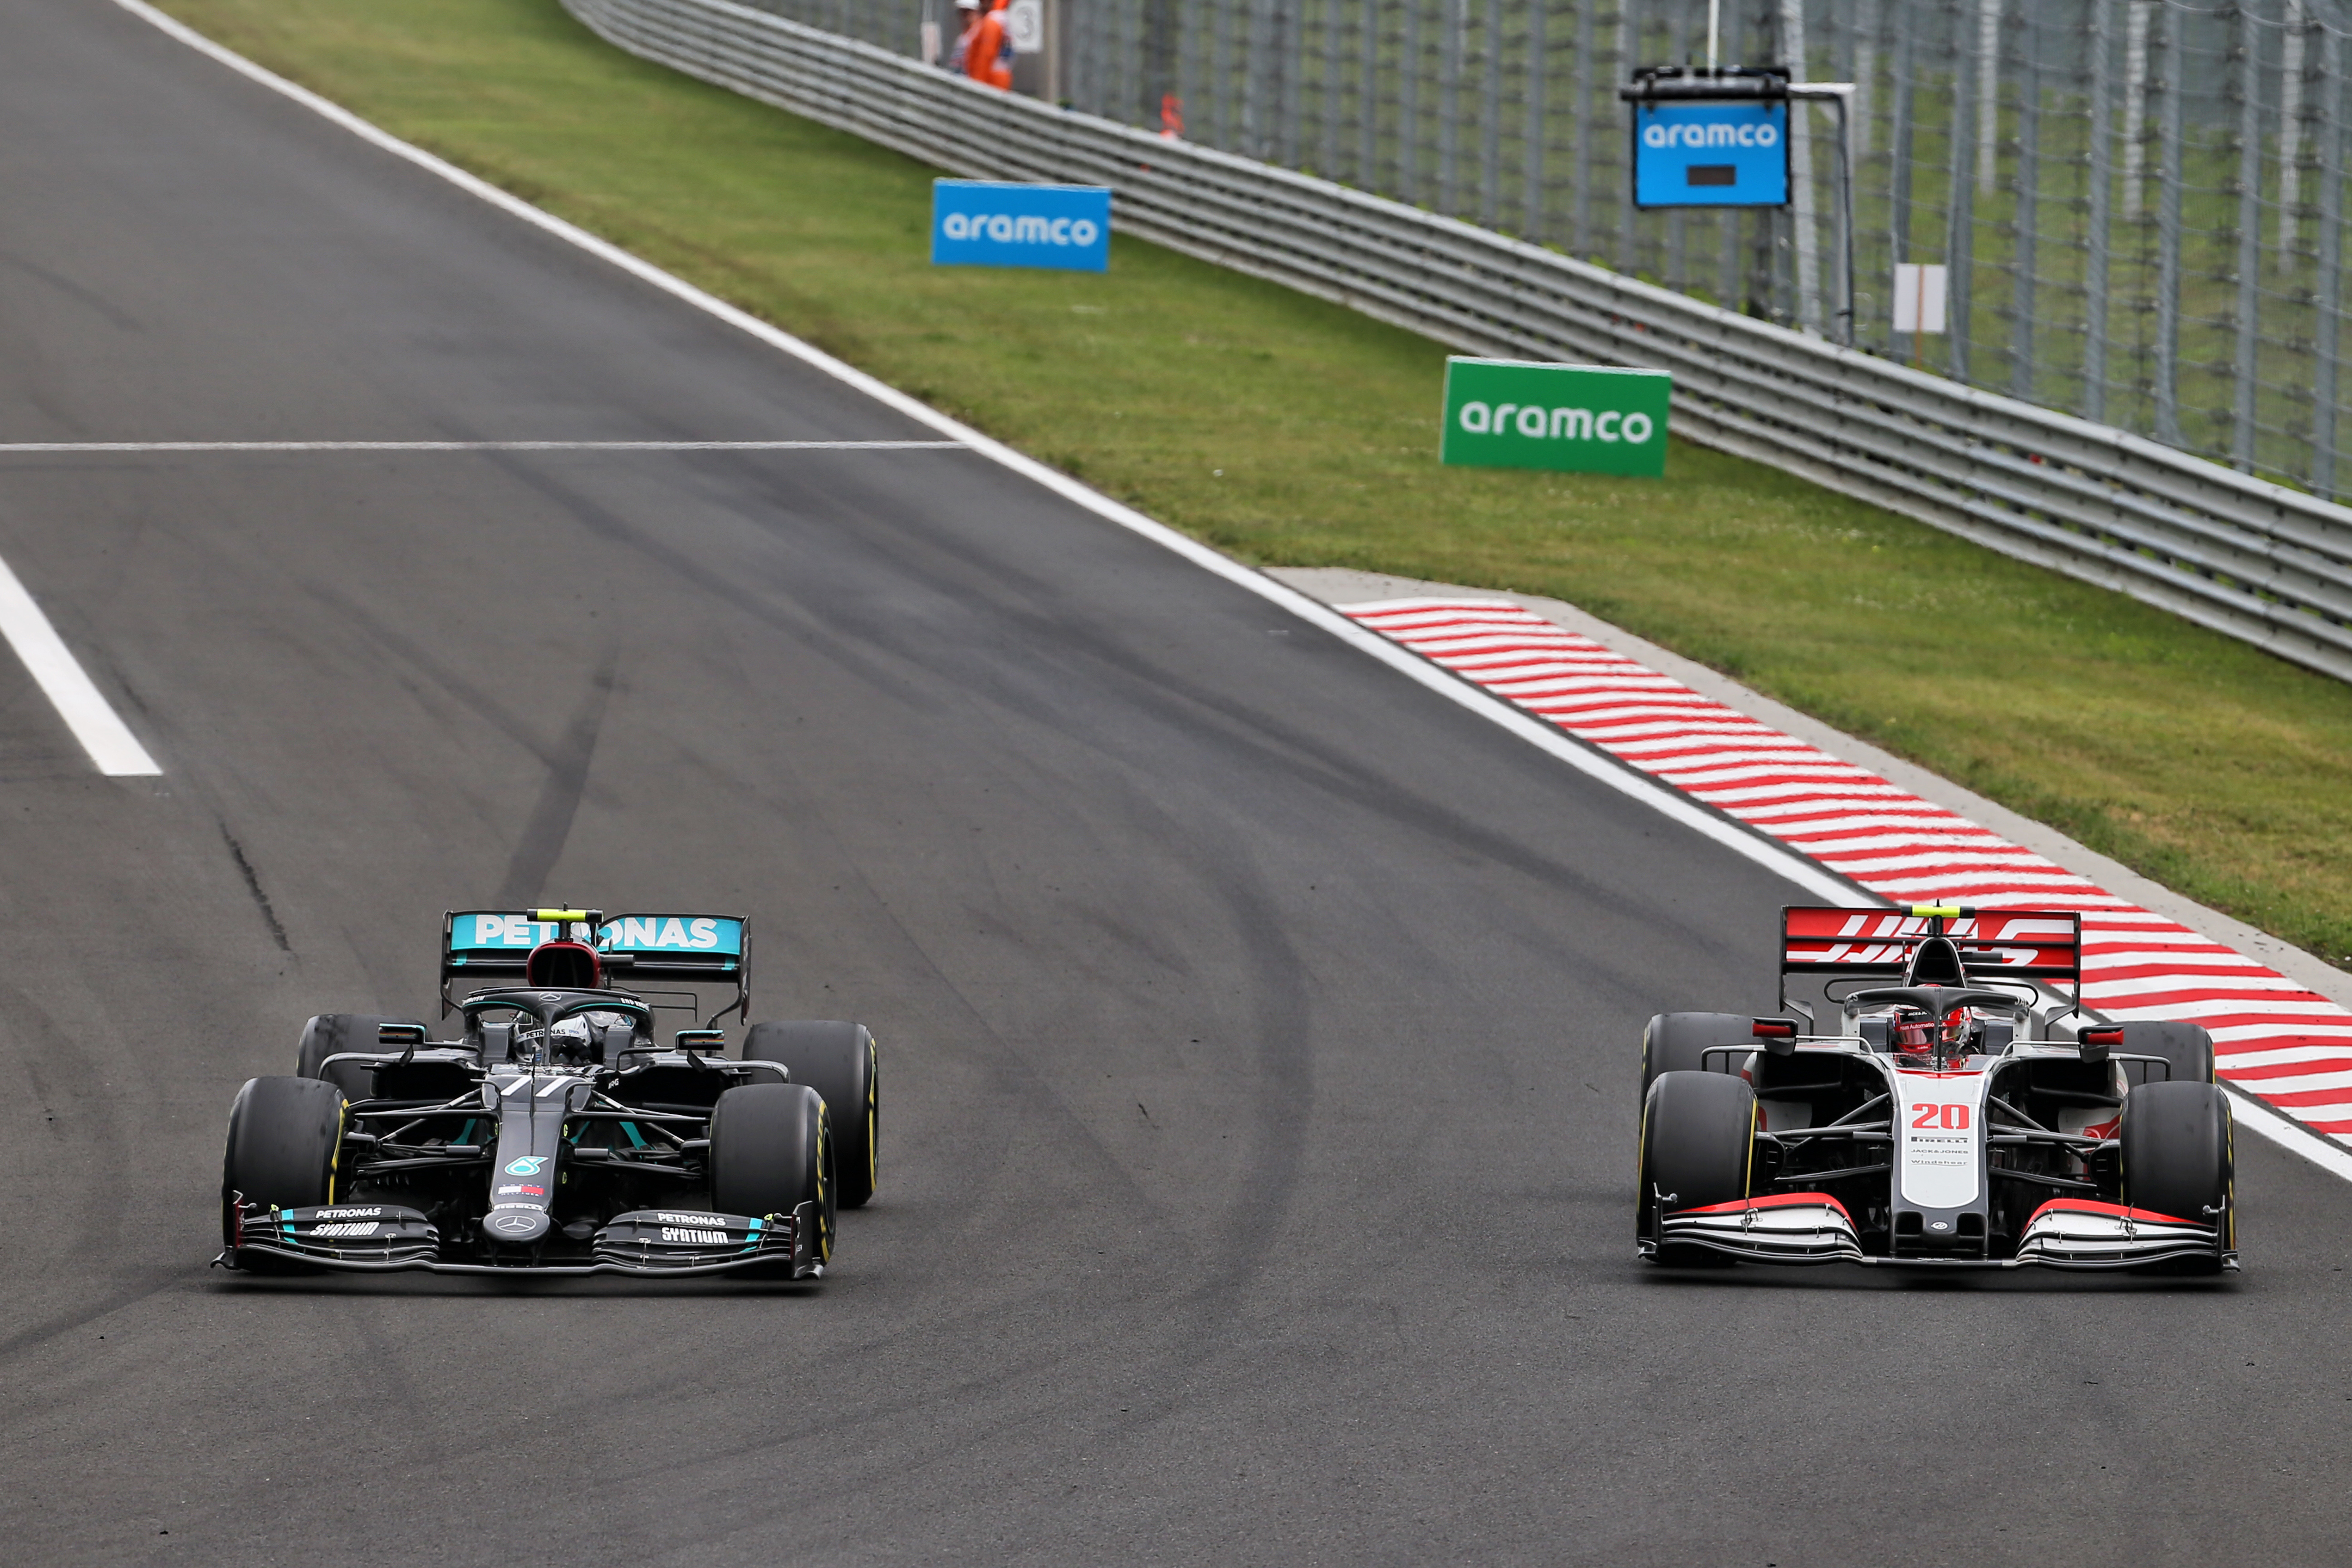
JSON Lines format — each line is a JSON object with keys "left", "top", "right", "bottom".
{"left": 708, "top": 1082, "right": 834, "bottom": 1267}
{"left": 2120, "top": 1079, "right": 2233, "bottom": 1273}
{"left": 221, "top": 1075, "right": 346, "bottom": 1269}
{"left": 1637, "top": 1070, "right": 1756, "bottom": 1264}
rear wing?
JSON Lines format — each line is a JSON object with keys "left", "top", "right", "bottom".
{"left": 1780, "top": 905, "right": 2082, "bottom": 1010}
{"left": 440, "top": 908, "right": 749, "bottom": 1019}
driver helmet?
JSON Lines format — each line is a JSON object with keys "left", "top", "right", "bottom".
{"left": 1892, "top": 1007, "right": 1974, "bottom": 1058}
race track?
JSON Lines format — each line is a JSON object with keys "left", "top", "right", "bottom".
{"left": 4, "top": 2, "right": 2351, "bottom": 1562}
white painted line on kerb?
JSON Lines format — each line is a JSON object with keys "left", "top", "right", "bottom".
{"left": 111, "top": 0, "right": 1859, "bottom": 909}
{"left": 0, "top": 440, "right": 967, "bottom": 453}
{"left": 0, "top": 550, "right": 161, "bottom": 776}
{"left": 2227, "top": 1087, "right": 2352, "bottom": 1185}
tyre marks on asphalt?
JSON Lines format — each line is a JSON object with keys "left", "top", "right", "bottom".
{"left": 493, "top": 641, "right": 620, "bottom": 907}
{"left": 1342, "top": 597, "right": 2352, "bottom": 1150}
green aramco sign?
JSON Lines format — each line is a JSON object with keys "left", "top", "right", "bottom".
{"left": 1440, "top": 358, "right": 1672, "bottom": 477}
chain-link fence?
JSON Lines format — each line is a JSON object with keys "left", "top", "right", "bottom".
{"left": 750, "top": 0, "right": 2350, "bottom": 501}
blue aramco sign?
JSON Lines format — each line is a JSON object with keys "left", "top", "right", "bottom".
{"left": 1631, "top": 100, "right": 1790, "bottom": 208}
{"left": 931, "top": 179, "right": 1112, "bottom": 272}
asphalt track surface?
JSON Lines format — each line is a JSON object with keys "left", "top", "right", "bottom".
{"left": 3, "top": 3, "right": 2351, "bottom": 1563}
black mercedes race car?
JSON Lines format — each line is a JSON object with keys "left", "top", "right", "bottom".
{"left": 217, "top": 908, "right": 878, "bottom": 1279}
{"left": 1637, "top": 905, "right": 2235, "bottom": 1274}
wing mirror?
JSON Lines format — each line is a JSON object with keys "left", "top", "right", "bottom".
{"left": 2079, "top": 1024, "right": 2123, "bottom": 1065}
{"left": 377, "top": 1023, "right": 426, "bottom": 1048}
{"left": 1752, "top": 1017, "right": 1801, "bottom": 1058}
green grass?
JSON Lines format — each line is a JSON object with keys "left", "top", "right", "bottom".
{"left": 158, "top": 0, "right": 2352, "bottom": 968}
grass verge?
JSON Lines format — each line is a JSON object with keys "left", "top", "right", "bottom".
{"left": 154, "top": 0, "right": 2352, "bottom": 968}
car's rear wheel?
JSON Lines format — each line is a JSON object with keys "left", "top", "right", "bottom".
{"left": 1637, "top": 1070, "right": 1756, "bottom": 1264}
{"left": 2116, "top": 1020, "right": 2216, "bottom": 1089}
{"left": 743, "top": 1020, "right": 877, "bottom": 1207}
{"left": 2120, "top": 1079, "right": 2233, "bottom": 1274}
{"left": 708, "top": 1082, "right": 834, "bottom": 1267}
{"left": 221, "top": 1075, "right": 346, "bottom": 1269}
{"left": 1639, "top": 1012, "right": 1752, "bottom": 1106}
{"left": 295, "top": 1014, "right": 426, "bottom": 1102}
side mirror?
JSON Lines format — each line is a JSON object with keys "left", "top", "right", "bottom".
{"left": 2079, "top": 1024, "right": 2123, "bottom": 1066}
{"left": 676, "top": 1028, "right": 726, "bottom": 1055}
{"left": 377, "top": 1023, "right": 426, "bottom": 1048}
{"left": 1752, "top": 1017, "right": 1801, "bottom": 1058}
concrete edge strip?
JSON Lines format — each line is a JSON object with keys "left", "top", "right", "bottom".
{"left": 109, "top": 0, "right": 1857, "bottom": 911}
{"left": 113, "top": 0, "right": 2352, "bottom": 1187}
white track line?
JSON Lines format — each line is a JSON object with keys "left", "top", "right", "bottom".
{"left": 0, "top": 551, "right": 161, "bottom": 776}
{"left": 109, "top": 0, "right": 1857, "bottom": 908}
{"left": 0, "top": 440, "right": 966, "bottom": 452}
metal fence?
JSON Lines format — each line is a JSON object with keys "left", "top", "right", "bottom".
{"left": 563, "top": 0, "right": 2352, "bottom": 684}
{"left": 747, "top": 0, "right": 2352, "bottom": 507}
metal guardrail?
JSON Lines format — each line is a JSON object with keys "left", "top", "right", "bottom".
{"left": 567, "top": 0, "right": 2352, "bottom": 684}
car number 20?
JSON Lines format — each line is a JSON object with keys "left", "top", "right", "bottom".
{"left": 1910, "top": 1102, "right": 1971, "bottom": 1131}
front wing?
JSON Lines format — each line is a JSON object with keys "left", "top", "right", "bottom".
{"left": 1644, "top": 1191, "right": 2234, "bottom": 1271}
{"left": 216, "top": 1200, "right": 826, "bottom": 1279}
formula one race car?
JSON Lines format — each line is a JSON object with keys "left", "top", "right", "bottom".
{"left": 217, "top": 908, "right": 878, "bottom": 1279}
{"left": 1637, "top": 905, "right": 2234, "bottom": 1273}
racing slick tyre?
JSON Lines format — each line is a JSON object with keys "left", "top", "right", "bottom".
{"left": 709, "top": 1082, "right": 835, "bottom": 1269}
{"left": 743, "top": 1020, "right": 877, "bottom": 1207}
{"left": 295, "top": 1014, "right": 427, "bottom": 1102}
{"left": 2116, "top": 1020, "right": 2216, "bottom": 1089}
{"left": 1637, "top": 1070, "right": 1756, "bottom": 1265}
{"left": 1639, "top": 1013, "right": 1754, "bottom": 1106}
{"left": 2120, "top": 1080, "right": 2234, "bottom": 1274}
{"left": 220, "top": 1075, "right": 346, "bottom": 1270}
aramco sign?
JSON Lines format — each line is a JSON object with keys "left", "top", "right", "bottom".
{"left": 1439, "top": 358, "right": 1672, "bottom": 477}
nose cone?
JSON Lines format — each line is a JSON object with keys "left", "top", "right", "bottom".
{"left": 484, "top": 1208, "right": 551, "bottom": 1245}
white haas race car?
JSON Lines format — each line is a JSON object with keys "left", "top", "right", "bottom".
{"left": 1637, "top": 905, "right": 2235, "bottom": 1273}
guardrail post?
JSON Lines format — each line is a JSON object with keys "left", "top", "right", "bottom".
{"left": 2315, "top": 19, "right": 2346, "bottom": 500}
{"left": 1318, "top": 0, "right": 1342, "bottom": 177}
{"left": 1612, "top": 1, "right": 1635, "bottom": 274}
{"left": 1399, "top": 0, "right": 1421, "bottom": 201}
{"left": 2121, "top": 0, "right": 2149, "bottom": 222}
{"left": 2009, "top": 0, "right": 2038, "bottom": 403}
{"left": 1946, "top": 0, "right": 1979, "bottom": 382}
{"left": 2151, "top": 0, "right": 2185, "bottom": 447}
{"left": 1887, "top": 0, "right": 1916, "bottom": 351}
{"left": 1779, "top": 0, "right": 1821, "bottom": 332}
{"left": 1973, "top": 0, "right": 1999, "bottom": 194}
{"left": 2082, "top": 0, "right": 2116, "bottom": 424}
{"left": 1521, "top": 0, "right": 1546, "bottom": 240}
{"left": 1572, "top": 0, "right": 1596, "bottom": 256}
{"left": 1438, "top": 0, "right": 1462, "bottom": 212}
{"left": 1478, "top": 0, "right": 1501, "bottom": 229}
{"left": 2230, "top": 1, "right": 2264, "bottom": 474}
